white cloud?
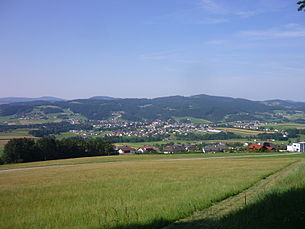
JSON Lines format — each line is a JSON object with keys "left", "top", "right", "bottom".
{"left": 205, "top": 39, "right": 227, "bottom": 45}
{"left": 199, "top": 0, "right": 227, "bottom": 14}
{"left": 198, "top": 17, "right": 229, "bottom": 24}
{"left": 235, "top": 11, "right": 258, "bottom": 18}
{"left": 139, "top": 50, "right": 179, "bottom": 61}
{"left": 238, "top": 26, "right": 305, "bottom": 40}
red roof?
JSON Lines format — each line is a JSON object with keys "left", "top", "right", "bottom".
{"left": 249, "top": 144, "right": 274, "bottom": 151}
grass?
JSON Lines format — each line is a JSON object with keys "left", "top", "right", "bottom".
{"left": 263, "top": 122, "right": 305, "bottom": 130}
{"left": 55, "top": 131, "right": 78, "bottom": 139}
{"left": 0, "top": 140, "right": 8, "bottom": 148}
{"left": 56, "top": 131, "right": 113, "bottom": 139}
{"left": 0, "top": 152, "right": 297, "bottom": 170}
{"left": 215, "top": 160, "right": 305, "bottom": 229}
{"left": 166, "top": 159, "right": 305, "bottom": 229}
{"left": 114, "top": 139, "right": 252, "bottom": 149}
{"left": 173, "top": 116, "right": 211, "bottom": 124}
{"left": 0, "top": 128, "right": 34, "bottom": 137}
{"left": 0, "top": 157, "right": 297, "bottom": 229}
{"left": 215, "top": 127, "right": 272, "bottom": 136}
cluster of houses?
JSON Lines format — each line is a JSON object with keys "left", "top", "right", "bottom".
{"left": 115, "top": 141, "right": 305, "bottom": 155}
{"left": 116, "top": 142, "right": 232, "bottom": 154}
{"left": 287, "top": 142, "right": 305, "bottom": 152}
{"left": 248, "top": 143, "right": 276, "bottom": 152}
{"left": 116, "top": 145, "right": 159, "bottom": 154}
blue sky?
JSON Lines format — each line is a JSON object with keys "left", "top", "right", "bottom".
{"left": 0, "top": 0, "right": 305, "bottom": 101}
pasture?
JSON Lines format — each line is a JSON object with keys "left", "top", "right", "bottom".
{"left": 0, "top": 128, "right": 34, "bottom": 137}
{"left": 263, "top": 122, "right": 305, "bottom": 130}
{"left": 214, "top": 127, "right": 272, "bottom": 136}
{"left": 0, "top": 155, "right": 301, "bottom": 229}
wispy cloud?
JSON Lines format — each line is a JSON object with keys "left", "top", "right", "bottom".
{"left": 143, "top": 7, "right": 229, "bottom": 25}
{"left": 198, "top": 0, "right": 270, "bottom": 19}
{"left": 199, "top": 0, "right": 227, "bottom": 14}
{"left": 197, "top": 17, "right": 229, "bottom": 24}
{"left": 139, "top": 50, "right": 179, "bottom": 61}
{"left": 235, "top": 11, "right": 259, "bottom": 18}
{"left": 238, "top": 26, "right": 305, "bottom": 40}
{"left": 205, "top": 39, "right": 227, "bottom": 45}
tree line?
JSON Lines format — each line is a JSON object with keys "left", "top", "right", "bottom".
{"left": 175, "top": 132, "right": 243, "bottom": 141}
{"left": 1, "top": 137, "right": 115, "bottom": 164}
{"left": 0, "top": 121, "right": 93, "bottom": 137}
{"left": 28, "top": 121, "right": 93, "bottom": 137}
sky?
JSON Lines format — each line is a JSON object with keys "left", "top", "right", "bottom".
{"left": 0, "top": 0, "right": 305, "bottom": 101}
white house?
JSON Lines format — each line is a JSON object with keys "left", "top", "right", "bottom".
{"left": 287, "top": 142, "right": 305, "bottom": 152}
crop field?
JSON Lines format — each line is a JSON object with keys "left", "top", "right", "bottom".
{"left": 0, "top": 128, "right": 35, "bottom": 137}
{"left": 0, "top": 140, "right": 8, "bottom": 148}
{"left": 0, "top": 155, "right": 301, "bottom": 229}
{"left": 263, "top": 122, "right": 305, "bottom": 130}
{"left": 173, "top": 117, "right": 211, "bottom": 124}
{"left": 0, "top": 152, "right": 298, "bottom": 171}
{"left": 215, "top": 127, "right": 272, "bottom": 136}
{"left": 166, "top": 159, "right": 305, "bottom": 229}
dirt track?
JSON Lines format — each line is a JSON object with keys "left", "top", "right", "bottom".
{"left": 165, "top": 159, "right": 305, "bottom": 229}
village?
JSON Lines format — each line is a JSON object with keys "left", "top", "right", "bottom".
{"left": 115, "top": 141, "right": 305, "bottom": 155}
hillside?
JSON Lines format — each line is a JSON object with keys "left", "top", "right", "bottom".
{"left": 0, "top": 96, "right": 64, "bottom": 104}
{"left": 1, "top": 94, "right": 305, "bottom": 122}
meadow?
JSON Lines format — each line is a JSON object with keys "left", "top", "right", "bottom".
{"left": 0, "top": 152, "right": 296, "bottom": 170}
{"left": 0, "top": 155, "right": 301, "bottom": 229}
{"left": 0, "top": 128, "right": 34, "bottom": 137}
{"left": 263, "top": 122, "right": 305, "bottom": 130}
{"left": 214, "top": 127, "right": 272, "bottom": 136}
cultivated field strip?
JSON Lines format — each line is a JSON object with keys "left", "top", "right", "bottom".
{"left": 0, "top": 157, "right": 297, "bottom": 229}
{"left": 165, "top": 159, "right": 305, "bottom": 229}
{"left": 0, "top": 152, "right": 302, "bottom": 172}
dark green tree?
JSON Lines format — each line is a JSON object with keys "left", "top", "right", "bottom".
{"left": 3, "top": 138, "right": 38, "bottom": 163}
{"left": 36, "top": 137, "right": 58, "bottom": 160}
{"left": 298, "top": 1, "right": 305, "bottom": 11}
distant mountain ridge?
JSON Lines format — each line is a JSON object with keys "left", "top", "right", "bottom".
{"left": 0, "top": 94, "right": 305, "bottom": 122}
{"left": 89, "top": 96, "right": 118, "bottom": 100}
{"left": 0, "top": 96, "right": 64, "bottom": 104}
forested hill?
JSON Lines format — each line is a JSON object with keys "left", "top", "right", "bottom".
{"left": 0, "top": 96, "right": 64, "bottom": 104}
{"left": 1, "top": 94, "right": 305, "bottom": 122}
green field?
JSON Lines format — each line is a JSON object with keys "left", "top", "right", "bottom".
{"left": 166, "top": 159, "right": 305, "bottom": 229}
{"left": 0, "top": 152, "right": 299, "bottom": 171}
{"left": 173, "top": 116, "right": 211, "bottom": 124}
{"left": 0, "top": 154, "right": 303, "bottom": 229}
{"left": 263, "top": 122, "right": 305, "bottom": 130}
{"left": 0, "top": 128, "right": 34, "bottom": 137}
{"left": 215, "top": 127, "right": 270, "bottom": 136}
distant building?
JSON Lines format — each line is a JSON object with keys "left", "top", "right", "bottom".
{"left": 203, "top": 143, "right": 228, "bottom": 153}
{"left": 249, "top": 143, "right": 275, "bottom": 152}
{"left": 137, "top": 145, "right": 158, "bottom": 153}
{"left": 117, "top": 146, "right": 136, "bottom": 154}
{"left": 163, "top": 144, "right": 185, "bottom": 154}
{"left": 287, "top": 142, "right": 305, "bottom": 152}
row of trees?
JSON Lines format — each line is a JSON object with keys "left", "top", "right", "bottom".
{"left": 103, "top": 134, "right": 170, "bottom": 143}
{"left": 1, "top": 137, "right": 114, "bottom": 164}
{"left": 28, "top": 121, "right": 93, "bottom": 137}
{"left": 175, "top": 132, "right": 243, "bottom": 141}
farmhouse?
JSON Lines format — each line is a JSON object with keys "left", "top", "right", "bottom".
{"left": 203, "top": 143, "right": 228, "bottom": 153}
{"left": 163, "top": 144, "right": 185, "bottom": 154}
{"left": 137, "top": 145, "right": 158, "bottom": 153}
{"left": 117, "top": 146, "right": 136, "bottom": 154}
{"left": 249, "top": 143, "right": 275, "bottom": 152}
{"left": 287, "top": 142, "right": 305, "bottom": 152}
